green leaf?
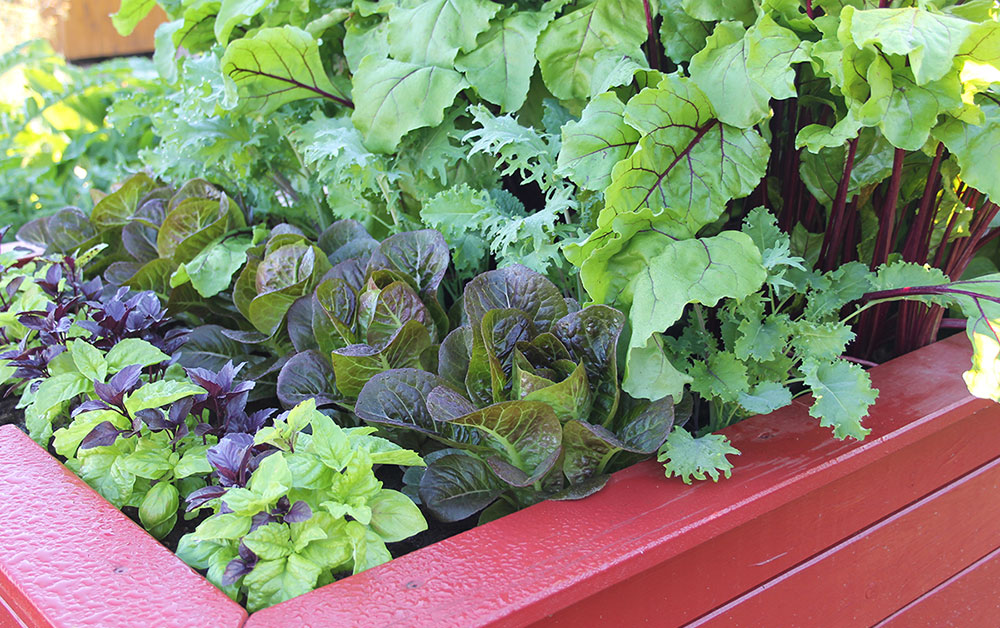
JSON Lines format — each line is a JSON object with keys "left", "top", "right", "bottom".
{"left": 174, "top": 446, "right": 213, "bottom": 478}
{"left": 801, "top": 359, "right": 877, "bottom": 440}
{"left": 249, "top": 452, "right": 293, "bottom": 503}
{"left": 348, "top": 433, "right": 426, "bottom": 466}
{"left": 737, "top": 381, "right": 793, "bottom": 415}
{"left": 939, "top": 276, "right": 1000, "bottom": 402}
{"left": 368, "top": 489, "right": 428, "bottom": 542}
{"left": 122, "top": 444, "right": 174, "bottom": 480}
{"left": 243, "top": 523, "right": 294, "bottom": 560}
{"left": 191, "top": 513, "right": 253, "bottom": 541}
{"left": 844, "top": 6, "right": 974, "bottom": 85}
{"left": 449, "top": 400, "right": 562, "bottom": 475}
{"left": 690, "top": 16, "right": 811, "bottom": 128}
{"left": 610, "top": 74, "right": 769, "bottom": 237}
{"left": 657, "top": 427, "right": 740, "bottom": 484}
{"left": 111, "top": 0, "right": 156, "bottom": 36}
{"left": 244, "top": 555, "right": 322, "bottom": 612}
{"left": 124, "top": 380, "right": 207, "bottom": 416}
{"left": 156, "top": 197, "right": 232, "bottom": 262}
{"left": 69, "top": 340, "right": 108, "bottom": 382}
{"left": 624, "top": 231, "right": 767, "bottom": 400}
{"left": 31, "top": 372, "right": 91, "bottom": 415}
{"left": 331, "top": 320, "right": 434, "bottom": 398}
{"left": 556, "top": 92, "right": 640, "bottom": 191}
{"left": 53, "top": 410, "right": 125, "bottom": 458}
{"left": 105, "top": 338, "right": 169, "bottom": 372}
{"left": 388, "top": 0, "right": 501, "bottom": 66}
{"left": 522, "top": 362, "right": 592, "bottom": 422}
{"left": 804, "top": 262, "right": 875, "bottom": 319}
{"left": 172, "top": 236, "right": 254, "bottom": 298}
{"left": 869, "top": 62, "right": 963, "bottom": 151}
{"left": 222, "top": 26, "right": 351, "bottom": 116}
{"left": 90, "top": 173, "right": 156, "bottom": 230}
{"left": 681, "top": 0, "right": 754, "bottom": 22}
{"left": 659, "top": 0, "right": 712, "bottom": 64}
{"left": 352, "top": 57, "right": 467, "bottom": 153}
{"left": 139, "top": 482, "right": 179, "bottom": 539}
{"left": 934, "top": 99, "right": 1000, "bottom": 201}
{"left": 420, "top": 185, "right": 490, "bottom": 276}
{"left": 734, "top": 313, "right": 791, "bottom": 362}
{"left": 789, "top": 320, "right": 855, "bottom": 360}
{"left": 455, "top": 10, "right": 548, "bottom": 112}
{"left": 535, "top": 0, "right": 647, "bottom": 100}
{"left": 309, "top": 409, "right": 353, "bottom": 471}
{"left": 561, "top": 420, "right": 622, "bottom": 484}
{"left": 689, "top": 352, "right": 749, "bottom": 405}
{"left": 215, "top": 0, "right": 271, "bottom": 45}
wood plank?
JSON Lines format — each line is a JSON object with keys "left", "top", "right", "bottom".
{"left": 0, "top": 593, "right": 29, "bottom": 628}
{"left": 874, "top": 545, "right": 1000, "bottom": 627}
{"left": 246, "top": 335, "right": 1000, "bottom": 627}
{"left": 53, "top": 0, "right": 164, "bottom": 60}
{"left": 689, "top": 456, "right": 1000, "bottom": 626}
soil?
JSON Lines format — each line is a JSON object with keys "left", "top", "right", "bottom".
{"left": 0, "top": 394, "right": 25, "bottom": 433}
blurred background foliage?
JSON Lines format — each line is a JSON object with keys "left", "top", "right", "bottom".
{"left": 0, "top": 39, "right": 159, "bottom": 229}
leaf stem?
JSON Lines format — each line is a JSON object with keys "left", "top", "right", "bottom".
{"left": 642, "top": 0, "right": 661, "bottom": 72}
{"left": 819, "top": 135, "right": 860, "bottom": 271}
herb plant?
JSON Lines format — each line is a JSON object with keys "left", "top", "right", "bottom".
{"left": 178, "top": 399, "right": 426, "bottom": 611}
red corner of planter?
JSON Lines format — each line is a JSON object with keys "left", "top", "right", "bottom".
{"left": 245, "top": 333, "right": 1000, "bottom": 628}
{"left": 0, "top": 426, "right": 247, "bottom": 628}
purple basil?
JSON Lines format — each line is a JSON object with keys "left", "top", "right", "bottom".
{"left": 79, "top": 421, "right": 123, "bottom": 450}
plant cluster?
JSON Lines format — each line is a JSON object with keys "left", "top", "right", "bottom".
{"left": 0, "top": 241, "right": 427, "bottom": 610}
{"left": 3, "top": 0, "right": 1000, "bottom": 610}
{"left": 0, "top": 41, "right": 160, "bottom": 229}
{"left": 357, "top": 264, "right": 685, "bottom": 521}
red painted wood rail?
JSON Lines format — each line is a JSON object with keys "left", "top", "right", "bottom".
{"left": 0, "top": 427, "right": 247, "bottom": 628}
{"left": 1, "top": 333, "right": 998, "bottom": 627}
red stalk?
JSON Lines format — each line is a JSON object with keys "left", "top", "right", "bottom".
{"left": 819, "top": 136, "right": 860, "bottom": 271}
{"left": 642, "top": 0, "right": 661, "bottom": 72}
{"left": 901, "top": 142, "right": 945, "bottom": 264}
{"left": 870, "top": 148, "right": 906, "bottom": 270}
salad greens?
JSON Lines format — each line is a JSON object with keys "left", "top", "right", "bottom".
{"left": 2, "top": 0, "right": 1000, "bottom": 610}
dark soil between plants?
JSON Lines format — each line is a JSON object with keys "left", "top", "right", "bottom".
{"left": 0, "top": 394, "right": 24, "bottom": 433}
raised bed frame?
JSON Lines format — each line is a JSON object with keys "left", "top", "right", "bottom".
{"left": 2, "top": 333, "right": 998, "bottom": 627}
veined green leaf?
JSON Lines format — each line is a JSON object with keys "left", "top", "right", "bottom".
{"left": 657, "top": 427, "right": 740, "bottom": 484}
{"left": 536, "top": 0, "right": 647, "bottom": 100}
{"left": 352, "top": 57, "right": 467, "bottom": 153}
{"left": 624, "top": 231, "right": 767, "bottom": 400}
{"left": 690, "top": 16, "right": 811, "bottom": 129}
{"left": 111, "top": 0, "right": 156, "bottom": 36}
{"left": 455, "top": 10, "right": 549, "bottom": 112}
{"left": 222, "top": 26, "right": 351, "bottom": 115}
{"left": 557, "top": 92, "right": 640, "bottom": 191}
{"left": 388, "top": 0, "right": 501, "bottom": 67}
{"left": 844, "top": 6, "right": 974, "bottom": 85}
{"left": 610, "top": 74, "right": 769, "bottom": 238}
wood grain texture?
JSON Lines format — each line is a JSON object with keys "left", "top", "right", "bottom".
{"left": 875, "top": 544, "right": 1000, "bottom": 627}
{"left": 52, "top": 0, "right": 164, "bottom": 60}
{"left": 690, "top": 455, "right": 1000, "bottom": 626}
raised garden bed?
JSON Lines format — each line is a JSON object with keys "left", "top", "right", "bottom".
{"left": 3, "top": 332, "right": 998, "bottom": 627}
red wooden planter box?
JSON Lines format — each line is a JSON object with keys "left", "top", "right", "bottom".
{"left": 2, "top": 333, "right": 999, "bottom": 627}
